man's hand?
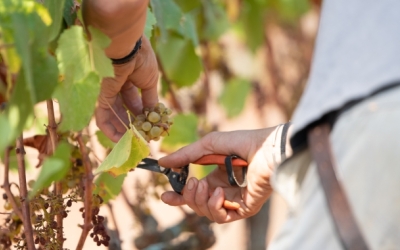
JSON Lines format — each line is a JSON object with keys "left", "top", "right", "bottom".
{"left": 82, "top": 0, "right": 159, "bottom": 142}
{"left": 95, "top": 36, "right": 159, "bottom": 142}
{"left": 158, "top": 128, "right": 280, "bottom": 223}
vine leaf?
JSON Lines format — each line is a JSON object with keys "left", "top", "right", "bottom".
{"left": 161, "top": 113, "right": 198, "bottom": 152}
{"left": 55, "top": 25, "right": 112, "bottom": 131}
{"left": 95, "top": 130, "right": 115, "bottom": 150}
{"left": 88, "top": 26, "right": 114, "bottom": 78}
{"left": 54, "top": 72, "right": 101, "bottom": 132}
{"left": 144, "top": 8, "right": 156, "bottom": 39}
{"left": 44, "top": 0, "right": 66, "bottom": 42}
{"left": 29, "top": 142, "right": 71, "bottom": 198}
{"left": 219, "top": 78, "right": 252, "bottom": 118}
{"left": 94, "top": 172, "right": 126, "bottom": 203}
{"left": 157, "top": 33, "right": 202, "bottom": 87}
{"left": 95, "top": 125, "right": 150, "bottom": 177}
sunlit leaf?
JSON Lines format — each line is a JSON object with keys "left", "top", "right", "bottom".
{"left": 56, "top": 26, "right": 91, "bottom": 83}
{"left": 95, "top": 130, "right": 115, "bottom": 150}
{"left": 88, "top": 27, "right": 114, "bottom": 78}
{"left": 54, "top": 72, "right": 101, "bottom": 131}
{"left": 174, "top": 0, "right": 201, "bottom": 13}
{"left": 219, "top": 78, "right": 252, "bottom": 118}
{"left": 44, "top": 0, "right": 66, "bottom": 41}
{"left": 161, "top": 113, "right": 198, "bottom": 152}
{"left": 199, "top": 0, "right": 229, "bottom": 41}
{"left": 145, "top": 8, "right": 156, "bottom": 39}
{"left": 95, "top": 125, "right": 150, "bottom": 176}
{"left": 150, "top": 0, "right": 182, "bottom": 42}
{"left": 29, "top": 142, "right": 71, "bottom": 198}
{"left": 157, "top": 33, "right": 202, "bottom": 87}
{"left": 0, "top": 114, "right": 13, "bottom": 156}
{"left": 94, "top": 172, "right": 126, "bottom": 203}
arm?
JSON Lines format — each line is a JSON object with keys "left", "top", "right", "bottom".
{"left": 159, "top": 123, "right": 293, "bottom": 223}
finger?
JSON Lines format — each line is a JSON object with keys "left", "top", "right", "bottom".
{"left": 195, "top": 180, "right": 213, "bottom": 219}
{"left": 95, "top": 107, "right": 124, "bottom": 142}
{"left": 120, "top": 81, "right": 143, "bottom": 115}
{"left": 182, "top": 177, "right": 204, "bottom": 216}
{"left": 161, "top": 191, "right": 186, "bottom": 206}
{"left": 208, "top": 187, "right": 229, "bottom": 223}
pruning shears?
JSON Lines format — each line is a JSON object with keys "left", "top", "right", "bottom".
{"left": 137, "top": 154, "right": 248, "bottom": 210}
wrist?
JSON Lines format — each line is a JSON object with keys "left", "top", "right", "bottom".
{"left": 269, "top": 122, "right": 293, "bottom": 166}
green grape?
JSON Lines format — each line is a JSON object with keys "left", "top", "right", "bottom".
{"left": 148, "top": 112, "right": 161, "bottom": 123}
{"left": 152, "top": 136, "right": 160, "bottom": 141}
{"left": 138, "top": 130, "right": 147, "bottom": 139}
{"left": 133, "top": 120, "right": 143, "bottom": 128}
{"left": 155, "top": 102, "right": 166, "bottom": 113}
{"left": 165, "top": 108, "right": 172, "bottom": 115}
{"left": 141, "top": 122, "right": 152, "bottom": 132}
{"left": 149, "top": 126, "right": 162, "bottom": 138}
{"left": 161, "top": 130, "right": 168, "bottom": 137}
{"left": 167, "top": 117, "right": 173, "bottom": 124}
{"left": 161, "top": 115, "right": 169, "bottom": 123}
{"left": 136, "top": 114, "right": 146, "bottom": 122}
{"left": 3, "top": 202, "right": 12, "bottom": 211}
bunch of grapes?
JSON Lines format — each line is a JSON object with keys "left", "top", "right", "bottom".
{"left": 133, "top": 102, "right": 173, "bottom": 142}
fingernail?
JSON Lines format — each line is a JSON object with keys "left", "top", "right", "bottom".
{"left": 187, "top": 178, "right": 194, "bottom": 190}
{"left": 213, "top": 187, "right": 220, "bottom": 197}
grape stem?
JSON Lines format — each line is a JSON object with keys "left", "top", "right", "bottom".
{"left": 1, "top": 147, "right": 24, "bottom": 221}
{"left": 46, "top": 99, "right": 64, "bottom": 247}
{"left": 76, "top": 133, "right": 94, "bottom": 250}
{"left": 16, "top": 136, "right": 36, "bottom": 250}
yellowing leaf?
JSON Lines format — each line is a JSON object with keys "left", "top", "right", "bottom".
{"left": 94, "top": 172, "right": 126, "bottom": 203}
{"left": 95, "top": 125, "right": 150, "bottom": 176}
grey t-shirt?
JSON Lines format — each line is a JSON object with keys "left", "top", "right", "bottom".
{"left": 291, "top": 0, "right": 400, "bottom": 138}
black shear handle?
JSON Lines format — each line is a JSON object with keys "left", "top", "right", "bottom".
{"left": 168, "top": 165, "right": 189, "bottom": 194}
{"left": 225, "top": 155, "right": 248, "bottom": 187}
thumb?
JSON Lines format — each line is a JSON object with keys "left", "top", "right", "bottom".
{"left": 161, "top": 191, "right": 186, "bottom": 206}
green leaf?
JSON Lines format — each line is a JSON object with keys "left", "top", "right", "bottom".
{"left": 219, "top": 78, "right": 252, "bottom": 118}
{"left": 94, "top": 172, "right": 126, "bottom": 203}
{"left": 157, "top": 33, "right": 202, "bottom": 87}
{"left": 9, "top": 8, "right": 58, "bottom": 103}
{"left": 0, "top": 114, "right": 12, "bottom": 156}
{"left": 44, "top": 0, "right": 66, "bottom": 41}
{"left": 54, "top": 72, "right": 101, "bottom": 131}
{"left": 63, "top": 0, "right": 77, "bottom": 27}
{"left": 95, "top": 130, "right": 115, "bottom": 150}
{"left": 272, "top": 0, "right": 310, "bottom": 23}
{"left": 199, "top": 0, "right": 229, "bottom": 41}
{"left": 88, "top": 27, "right": 114, "bottom": 78}
{"left": 95, "top": 125, "right": 150, "bottom": 176}
{"left": 56, "top": 25, "right": 91, "bottom": 83}
{"left": 174, "top": 0, "right": 201, "bottom": 13}
{"left": 29, "top": 142, "right": 71, "bottom": 198}
{"left": 161, "top": 113, "right": 199, "bottom": 152}
{"left": 150, "top": 0, "right": 183, "bottom": 42}
{"left": 145, "top": 8, "right": 156, "bottom": 39}
{"left": 238, "top": 0, "right": 268, "bottom": 52}
{"left": 0, "top": 66, "right": 52, "bottom": 157}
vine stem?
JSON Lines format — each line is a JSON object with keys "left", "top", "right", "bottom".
{"left": 16, "top": 136, "right": 35, "bottom": 250}
{"left": 76, "top": 133, "right": 93, "bottom": 250}
{"left": 2, "top": 147, "right": 24, "bottom": 220}
{"left": 46, "top": 99, "right": 64, "bottom": 247}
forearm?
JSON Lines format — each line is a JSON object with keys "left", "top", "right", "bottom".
{"left": 82, "top": 0, "right": 148, "bottom": 59}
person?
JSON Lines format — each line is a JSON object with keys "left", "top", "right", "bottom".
{"left": 82, "top": 0, "right": 159, "bottom": 143}
{"left": 84, "top": 0, "right": 400, "bottom": 249}
{"left": 158, "top": 0, "right": 400, "bottom": 249}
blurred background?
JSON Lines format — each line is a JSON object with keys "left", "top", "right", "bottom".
{"left": 0, "top": 0, "right": 322, "bottom": 249}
